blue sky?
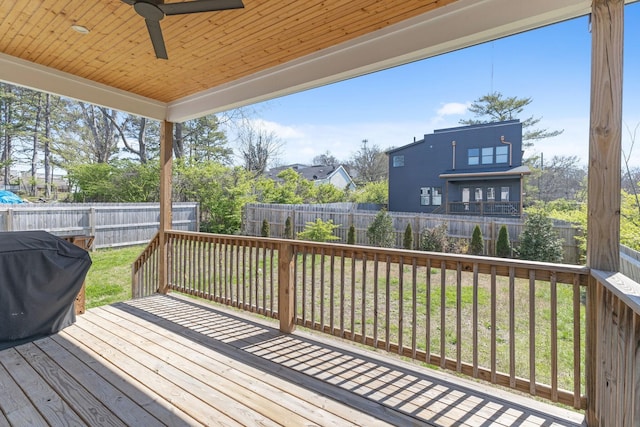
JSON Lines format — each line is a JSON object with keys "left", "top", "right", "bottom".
{"left": 236, "top": 2, "right": 640, "bottom": 168}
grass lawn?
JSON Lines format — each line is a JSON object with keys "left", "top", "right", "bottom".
{"left": 85, "top": 245, "right": 145, "bottom": 309}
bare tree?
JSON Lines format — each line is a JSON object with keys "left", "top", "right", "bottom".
{"left": 349, "top": 139, "right": 388, "bottom": 183}
{"left": 536, "top": 155, "right": 586, "bottom": 202}
{"left": 622, "top": 122, "right": 640, "bottom": 220}
{"left": 236, "top": 122, "right": 282, "bottom": 176}
{"left": 312, "top": 151, "right": 340, "bottom": 166}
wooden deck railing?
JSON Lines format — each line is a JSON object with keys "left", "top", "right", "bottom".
{"left": 588, "top": 270, "right": 640, "bottom": 426}
{"left": 132, "top": 230, "right": 592, "bottom": 409}
{"left": 131, "top": 231, "right": 160, "bottom": 298}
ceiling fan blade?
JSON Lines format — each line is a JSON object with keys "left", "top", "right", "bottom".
{"left": 145, "top": 19, "right": 168, "bottom": 59}
{"left": 120, "top": 0, "right": 135, "bottom": 5}
{"left": 159, "top": 0, "right": 244, "bottom": 16}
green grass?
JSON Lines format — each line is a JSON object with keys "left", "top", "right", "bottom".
{"left": 85, "top": 245, "right": 145, "bottom": 309}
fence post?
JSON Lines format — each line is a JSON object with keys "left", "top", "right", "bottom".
{"left": 6, "top": 208, "right": 13, "bottom": 231}
{"left": 278, "top": 241, "right": 295, "bottom": 333}
{"left": 89, "top": 207, "right": 96, "bottom": 251}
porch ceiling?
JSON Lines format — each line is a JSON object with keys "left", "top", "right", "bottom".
{"left": 0, "top": 0, "right": 596, "bottom": 122}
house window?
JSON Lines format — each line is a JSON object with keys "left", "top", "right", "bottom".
{"left": 496, "top": 146, "right": 508, "bottom": 163}
{"left": 501, "top": 186, "right": 510, "bottom": 201}
{"left": 468, "top": 148, "right": 479, "bottom": 165}
{"left": 487, "top": 187, "right": 495, "bottom": 200}
{"left": 482, "top": 147, "right": 494, "bottom": 164}
{"left": 393, "top": 155, "right": 404, "bottom": 167}
{"left": 432, "top": 187, "right": 442, "bottom": 205}
{"left": 475, "top": 187, "right": 483, "bottom": 201}
{"left": 420, "top": 187, "right": 431, "bottom": 205}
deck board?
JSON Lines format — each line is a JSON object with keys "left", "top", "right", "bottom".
{"left": 0, "top": 294, "right": 585, "bottom": 426}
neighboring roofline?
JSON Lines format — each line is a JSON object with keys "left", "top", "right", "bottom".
{"left": 439, "top": 166, "right": 531, "bottom": 179}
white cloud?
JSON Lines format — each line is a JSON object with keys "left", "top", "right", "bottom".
{"left": 436, "top": 102, "right": 470, "bottom": 117}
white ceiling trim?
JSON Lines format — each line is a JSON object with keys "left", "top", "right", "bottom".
{"left": 0, "top": 53, "right": 167, "bottom": 120}
{"left": 166, "top": 0, "right": 593, "bottom": 122}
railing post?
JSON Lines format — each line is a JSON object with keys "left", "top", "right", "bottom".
{"left": 278, "top": 241, "right": 295, "bottom": 333}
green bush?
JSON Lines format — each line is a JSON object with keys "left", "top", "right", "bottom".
{"left": 367, "top": 210, "right": 395, "bottom": 248}
{"left": 297, "top": 218, "right": 340, "bottom": 242}
{"left": 403, "top": 223, "right": 413, "bottom": 250}
{"left": 468, "top": 225, "right": 484, "bottom": 255}
{"left": 419, "top": 223, "right": 449, "bottom": 252}
{"left": 518, "top": 213, "right": 564, "bottom": 262}
{"left": 496, "top": 225, "right": 512, "bottom": 257}
{"left": 284, "top": 216, "right": 293, "bottom": 239}
{"left": 261, "top": 219, "right": 270, "bottom": 237}
{"left": 347, "top": 224, "right": 356, "bottom": 245}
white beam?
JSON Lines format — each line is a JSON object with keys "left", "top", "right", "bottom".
{"left": 0, "top": 53, "right": 167, "bottom": 121}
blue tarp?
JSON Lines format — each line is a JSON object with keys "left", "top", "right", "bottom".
{"left": 0, "top": 190, "right": 24, "bottom": 204}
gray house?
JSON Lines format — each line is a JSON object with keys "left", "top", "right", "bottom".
{"left": 266, "top": 164, "right": 356, "bottom": 191}
{"left": 387, "top": 120, "right": 530, "bottom": 216}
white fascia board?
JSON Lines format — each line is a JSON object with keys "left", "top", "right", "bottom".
{"left": 167, "top": 0, "right": 592, "bottom": 122}
{"left": 0, "top": 53, "right": 167, "bottom": 121}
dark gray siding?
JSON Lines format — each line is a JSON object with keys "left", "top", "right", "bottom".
{"left": 388, "top": 120, "right": 524, "bottom": 214}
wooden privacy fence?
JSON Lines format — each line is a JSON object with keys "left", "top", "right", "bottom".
{"left": 0, "top": 202, "right": 198, "bottom": 249}
{"left": 133, "top": 230, "right": 589, "bottom": 409}
{"left": 242, "top": 203, "right": 582, "bottom": 264}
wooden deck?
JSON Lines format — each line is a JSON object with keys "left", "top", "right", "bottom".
{"left": 0, "top": 294, "right": 585, "bottom": 426}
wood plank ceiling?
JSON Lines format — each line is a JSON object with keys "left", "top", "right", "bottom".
{"left": 0, "top": 0, "right": 455, "bottom": 104}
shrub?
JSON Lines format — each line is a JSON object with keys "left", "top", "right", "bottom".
{"left": 403, "top": 223, "right": 413, "bottom": 250}
{"left": 297, "top": 218, "right": 340, "bottom": 242}
{"left": 496, "top": 225, "right": 512, "bottom": 257}
{"left": 261, "top": 219, "right": 270, "bottom": 237}
{"left": 284, "top": 216, "right": 293, "bottom": 239}
{"left": 419, "top": 223, "right": 449, "bottom": 252}
{"left": 518, "top": 213, "right": 564, "bottom": 262}
{"left": 468, "top": 225, "right": 484, "bottom": 255}
{"left": 347, "top": 224, "right": 356, "bottom": 245}
{"left": 367, "top": 210, "right": 395, "bottom": 248}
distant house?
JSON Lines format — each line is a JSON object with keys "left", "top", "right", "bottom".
{"left": 266, "top": 164, "right": 356, "bottom": 191}
{"left": 387, "top": 120, "right": 530, "bottom": 217}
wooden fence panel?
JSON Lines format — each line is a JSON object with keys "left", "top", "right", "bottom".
{"left": 0, "top": 203, "right": 198, "bottom": 249}
{"left": 242, "top": 203, "right": 582, "bottom": 264}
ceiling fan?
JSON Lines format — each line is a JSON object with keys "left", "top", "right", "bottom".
{"left": 122, "top": 0, "right": 245, "bottom": 60}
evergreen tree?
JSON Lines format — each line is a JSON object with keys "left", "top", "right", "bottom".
{"left": 347, "top": 224, "right": 356, "bottom": 245}
{"left": 261, "top": 219, "right": 270, "bottom": 237}
{"left": 518, "top": 213, "right": 564, "bottom": 262}
{"left": 469, "top": 225, "right": 484, "bottom": 255}
{"left": 284, "top": 216, "right": 293, "bottom": 239}
{"left": 403, "top": 223, "right": 413, "bottom": 250}
{"left": 496, "top": 225, "right": 512, "bottom": 257}
{"left": 367, "top": 209, "right": 395, "bottom": 248}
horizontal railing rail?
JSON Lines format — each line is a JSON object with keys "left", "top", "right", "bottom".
{"left": 448, "top": 201, "right": 521, "bottom": 216}
{"left": 133, "top": 231, "right": 590, "bottom": 409}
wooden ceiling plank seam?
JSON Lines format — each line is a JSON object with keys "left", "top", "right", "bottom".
{"left": 44, "top": 1, "right": 123, "bottom": 70}
{"left": 178, "top": 0, "right": 440, "bottom": 74}
{"left": 29, "top": 0, "right": 85, "bottom": 65}
{"left": 0, "top": 0, "right": 41, "bottom": 55}
{"left": 14, "top": 1, "right": 57, "bottom": 60}
{"left": 141, "top": 0, "right": 429, "bottom": 98}
{"left": 164, "top": 1, "right": 445, "bottom": 96}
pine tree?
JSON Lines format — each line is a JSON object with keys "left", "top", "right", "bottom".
{"left": 403, "top": 223, "right": 413, "bottom": 250}
{"left": 261, "top": 219, "right": 270, "bottom": 237}
{"left": 496, "top": 225, "right": 512, "bottom": 257}
{"left": 347, "top": 224, "right": 356, "bottom": 245}
{"left": 469, "top": 225, "right": 484, "bottom": 255}
{"left": 284, "top": 216, "right": 293, "bottom": 239}
{"left": 367, "top": 209, "right": 395, "bottom": 248}
{"left": 518, "top": 213, "right": 564, "bottom": 262}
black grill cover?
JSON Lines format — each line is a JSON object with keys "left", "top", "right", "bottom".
{"left": 0, "top": 231, "right": 92, "bottom": 349}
